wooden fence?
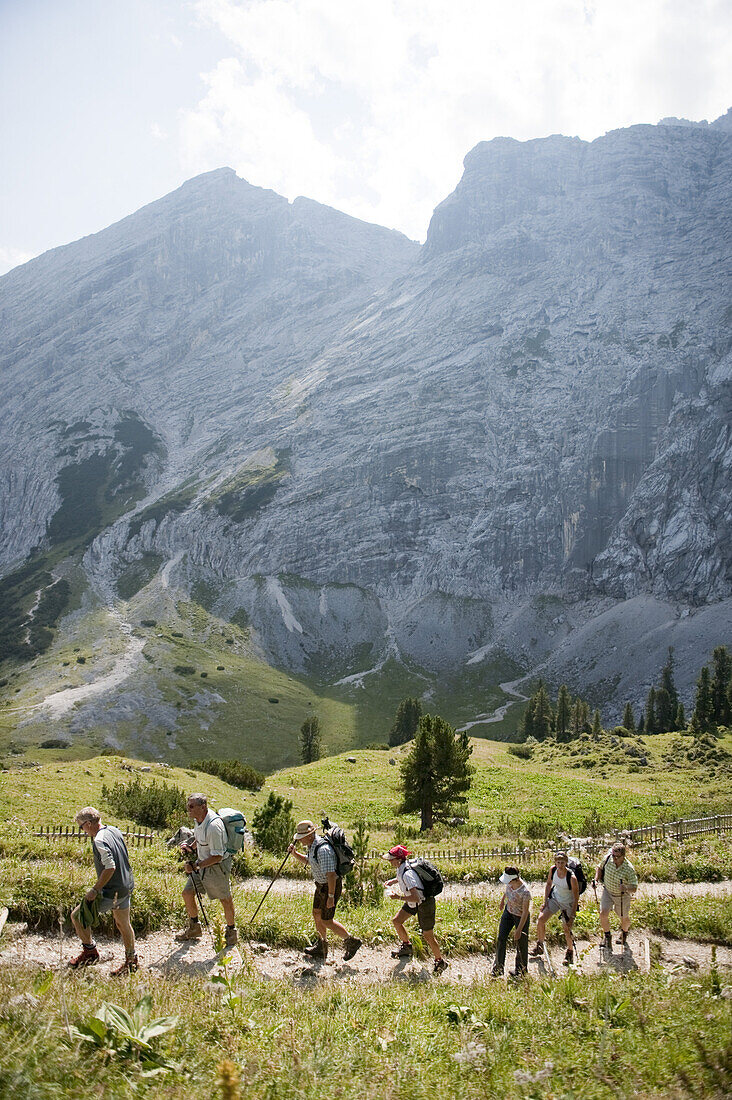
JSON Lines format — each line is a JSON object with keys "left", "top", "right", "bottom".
{"left": 34, "top": 825, "right": 158, "bottom": 848}
{"left": 369, "top": 813, "right": 732, "bottom": 863}
{"left": 33, "top": 813, "right": 732, "bottom": 858}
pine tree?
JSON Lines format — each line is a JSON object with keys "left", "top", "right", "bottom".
{"left": 299, "top": 716, "right": 322, "bottom": 764}
{"left": 533, "top": 680, "right": 554, "bottom": 741}
{"left": 592, "top": 708, "right": 602, "bottom": 736}
{"left": 661, "top": 647, "right": 679, "bottom": 711}
{"left": 676, "top": 702, "right": 686, "bottom": 729}
{"left": 638, "top": 711, "right": 645, "bottom": 733}
{"left": 520, "top": 695, "right": 536, "bottom": 740}
{"left": 388, "top": 698, "right": 423, "bottom": 747}
{"left": 645, "top": 686, "right": 657, "bottom": 734}
{"left": 654, "top": 688, "right": 673, "bottom": 734}
{"left": 555, "top": 684, "right": 572, "bottom": 742}
{"left": 570, "top": 699, "right": 584, "bottom": 739}
{"left": 399, "top": 714, "right": 474, "bottom": 831}
{"left": 690, "top": 666, "right": 716, "bottom": 735}
{"left": 711, "top": 646, "right": 732, "bottom": 726}
{"left": 622, "top": 702, "right": 636, "bottom": 732}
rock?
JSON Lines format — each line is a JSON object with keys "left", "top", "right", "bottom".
{"left": 347, "top": 757, "right": 357, "bottom": 763}
{"left": 682, "top": 956, "right": 700, "bottom": 970}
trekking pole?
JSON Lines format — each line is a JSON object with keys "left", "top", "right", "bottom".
{"left": 191, "top": 870, "right": 210, "bottom": 930}
{"left": 593, "top": 881, "right": 604, "bottom": 958}
{"left": 249, "top": 848, "right": 291, "bottom": 923}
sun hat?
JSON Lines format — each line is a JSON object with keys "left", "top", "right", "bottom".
{"left": 499, "top": 866, "right": 520, "bottom": 884}
{"left": 382, "top": 845, "right": 411, "bottom": 861}
{"left": 293, "top": 820, "right": 317, "bottom": 841}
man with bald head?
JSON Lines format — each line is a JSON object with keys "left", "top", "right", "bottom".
{"left": 176, "top": 793, "right": 238, "bottom": 947}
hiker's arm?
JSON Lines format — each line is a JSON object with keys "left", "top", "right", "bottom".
{"left": 513, "top": 896, "right": 530, "bottom": 941}
{"left": 194, "top": 853, "right": 222, "bottom": 870}
{"left": 402, "top": 886, "right": 420, "bottom": 904}
{"left": 287, "top": 844, "right": 308, "bottom": 864}
{"left": 543, "top": 870, "right": 553, "bottom": 903}
{"left": 326, "top": 871, "right": 338, "bottom": 901}
{"left": 571, "top": 876, "right": 579, "bottom": 912}
{"left": 86, "top": 867, "right": 114, "bottom": 901}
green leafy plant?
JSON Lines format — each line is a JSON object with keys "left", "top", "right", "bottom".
{"left": 67, "top": 994, "right": 179, "bottom": 1074}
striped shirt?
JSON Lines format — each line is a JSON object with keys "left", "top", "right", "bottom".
{"left": 308, "top": 837, "right": 338, "bottom": 884}
{"left": 602, "top": 855, "right": 638, "bottom": 896}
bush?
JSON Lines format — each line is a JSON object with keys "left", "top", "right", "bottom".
{"left": 508, "top": 742, "right": 534, "bottom": 759}
{"left": 251, "top": 792, "right": 295, "bottom": 854}
{"left": 190, "top": 758, "right": 264, "bottom": 791}
{"left": 101, "top": 777, "right": 188, "bottom": 830}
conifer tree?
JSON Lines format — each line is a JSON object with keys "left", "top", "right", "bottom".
{"left": 399, "top": 714, "right": 474, "bottom": 831}
{"left": 676, "top": 702, "right": 686, "bottom": 729}
{"left": 622, "top": 701, "right": 636, "bottom": 732}
{"left": 711, "top": 646, "right": 732, "bottom": 726}
{"left": 690, "top": 666, "right": 716, "bottom": 735}
{"left": 591, "top": 708, "right": 602, "bottom": 736}
{"left": 520, "top": 695, "right": 537, "bottom": 740}
{"left": 533, "top": 680, "right": 554, "bottom": 740}
{"left": 570, "top": 699, "right": 584, "bottom": 739}
{"left": 645, "top": 686, "right": 657, "bottom": 734}
{"left": 638, "top": 711, "right": 645, "bottom": 733}
{"left": 388, "top": 697, "right": 423, "bottom": 747}
{"left": 661, "top": 647, "right": 679, "bottom": 712}
{"left": 654, "top": 687, "right": 673, "bottom": 734}
{"left": 555, "top": 684, "right": 571, "bottom": 742}
{"left": 299, "top": 716, "right": 322, "bottom": 764}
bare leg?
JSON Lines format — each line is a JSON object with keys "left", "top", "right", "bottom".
{"left": 183, "top": 887, "right": 199, "bottom": 919}
{"left": 423, "top": 929, "right": 443, "bottom": 962}
{"left": 534, "top": 907, "right": 549, "bottom": 943}
{"left": 393, "top": 910, "right": 412, "bottom": 944}
{"left": 112, "top": 908, "right": 136, "bottom": 957}
{"left": 322, "top": 917, "right": 349, "bottom": 940}
{"left": 222, "top": 897, "right": 235, "bottom": 926}
{"left": 70, "top": 905, "right": 94, "bottom": 946}
{"left": 313, "top": 909, "right": 327, "bottom": 943}
{"left": 599, "top": 908, "right": 611, "bottom": 933}
{"left": 562, "top": 919, "right": 574, "bottom": 950}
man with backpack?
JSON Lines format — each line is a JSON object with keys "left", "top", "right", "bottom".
{"left": 530, "top": 851, "right": 581, "bottom": 966}
{"left": 595, "top": 841, "right": 638, "bottom": 952}
{"left": 287, "top": 819, "right": 362, "bottom": 962}
{"left": 176, "top": 793, "right": 238, "bottom": 947}
{"left": 383, "top": 845, "right": 447, "bottom": 974}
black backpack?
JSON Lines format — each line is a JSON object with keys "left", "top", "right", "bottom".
{"left": 315, "top": 826, "right": 355, "bottom": 878}
{"left": 552, "top": 857, "right": 587, "bottom": 896}
{"left": 407, "top": 857, "right": 444, "bottom": 898}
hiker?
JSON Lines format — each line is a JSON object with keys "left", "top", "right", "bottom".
{"left": 287, "top": 820, "right": 362, "bottom": 962}
{"left": 177, "top": 793, "right": 237, "bottom": 947}
{"left": 492, "top": 866, "right": 531, "bottom": 978}
{"left": 595, "top": 841, "right": 638, "bottom": 951}
{"left": 383, "top": 845, "right": 447, "bottom": 974}
{"left": 530, "top": 851, "right": 580, "bottom": 965}
{"left": 68, "top": 806, "right": 137, "bottom": 975}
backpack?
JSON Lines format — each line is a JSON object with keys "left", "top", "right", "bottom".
{"left": 217, "top": 808, "right": 248, "bottom": 855}
{"left": 407, "top": 857, "right": 444, "bottom": 898}
{"left": 316, "top": 825, "right": 355, "bottom": 877}
{"left": 597, "top": 853, "right": 611, "bottom": 884}
{"left": 552, "top": 857, "right": 587, "bottom": 896}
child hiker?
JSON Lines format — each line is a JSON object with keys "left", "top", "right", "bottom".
{"left": 383, "top": 845, "right": 447, "bottom": 974}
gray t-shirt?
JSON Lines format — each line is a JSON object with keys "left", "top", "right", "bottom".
{"left": 92, "top": 825, "right": 134, "bottom": 899}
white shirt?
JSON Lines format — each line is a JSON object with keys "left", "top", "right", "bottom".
{"left": 194, "top": 810, "right": 226, "bottom": 862}
{"left": 551, "top": 869, "right": 575, "bottom": 908}
{"left": 397, "top": 862, "right": 424, "bottom": 904}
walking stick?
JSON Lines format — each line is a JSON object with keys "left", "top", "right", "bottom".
{"left": 190, "top": 868, "right": 210, "bottom": 929}
{"left": 593, "top": 881, "right": 605, "bottom": 958}
{"left": 249, "top": 849, "right": 291, "bottom": 923}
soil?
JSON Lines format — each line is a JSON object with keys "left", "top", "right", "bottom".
{"left": 1, "top": 924, "right": 729, "bottom": 986}
{"left": 245, "top": 878, "right": 732, "bottom": 900}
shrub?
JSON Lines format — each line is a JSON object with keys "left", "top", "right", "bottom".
{"left": 101, "top": 777, "right": 188, "bottom": 830}
{"left": 173, "top": 665, "right": 196, "bottom": 676}
{"left": 508, "top": 741, "right": 534, "bottom": 759}
{"left": 251, "top": 792, "right": 294, "bottom": 854}
{"left": 191, "top": 758, "right": 264, "bottom": 791}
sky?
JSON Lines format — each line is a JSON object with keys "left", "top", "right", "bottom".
{"left": 1, "top": 0, "right": 730, "bottom": 275}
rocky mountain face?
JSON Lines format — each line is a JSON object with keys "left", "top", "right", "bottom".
{"left": 1, "top": 114, "right": 730, "bottom": 720}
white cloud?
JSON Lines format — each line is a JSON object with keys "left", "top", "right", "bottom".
{"left": 150, "top": 122, "right": 168, "bottom": 142}
{"left": 0, "top": 246, "right": 37, "bottom": 277}
{"left": 181, "top": 0, "right": 732, "bottom": 240}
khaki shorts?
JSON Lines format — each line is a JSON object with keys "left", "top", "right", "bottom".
{"left": 399, "top": 896, "right": 436, "bottom": 932}
{"left": 185, "top": 861, "right": 232, "bottom": 901}
{"left": 600, "top": 887, "right": 632, "bottom": 916}
{"left": 313, "top": 879, "right": 342, "bottom": 920}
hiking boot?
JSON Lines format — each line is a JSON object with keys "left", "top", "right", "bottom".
{"left": 67, "top": 944, "right": 100, "bottom": 969}
{"left": 304, "top": 939, "right": 327, "bottom": 961}
{"left": 563, "top": 949, "right": 574, "bottom": 966}
{"left": 530, "top": 942, "right": 545, "bottom": 958}
{"left": 343, "top": 936, "right": 363, "bottom": 961}
{"left": 225, "top": 926, "right": 238, "bottom": 948}
{"left": 616, "top": 931, "right": 628, "bottom": 947}
{"left": 433, "top": 958, "right": 448, "bottom": 975}
{"left": 175, "top": 919, "right": 203, "bottom": 942}
{"left": 602, "top": 933, "right": 612, "bottom": 953}
{"left": 491, "top": 968, "right": 503, "bottom": 978}
{"left": 391, "top": 943, "right": 414, "bottom": 959}
{"left": 111, "top": 954, "right": 139, "bottom": 977}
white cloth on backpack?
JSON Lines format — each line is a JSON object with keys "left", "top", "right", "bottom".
{"left": 397, "top": 863, "right": 424, "bottom": 904}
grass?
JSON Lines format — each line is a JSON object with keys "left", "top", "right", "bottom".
{"left": 1, "top": 963, "right": 731, "bottom": 1098}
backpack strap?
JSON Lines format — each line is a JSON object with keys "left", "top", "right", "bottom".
{"left": 312, "top": 836, "right": 336, "bottom": 868}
